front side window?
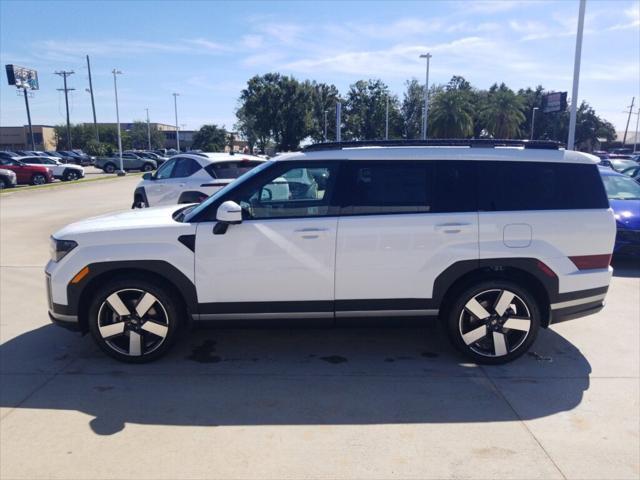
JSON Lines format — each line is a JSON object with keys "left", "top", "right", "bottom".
{"left": 342, "top": 162, "right": 432, "bottom": 215}
{"left": 171, "top": 158, "right": 201, "bottom": 178}
{"left": 25, "top": 157, "right": 42, "bottom": 164}
{"left": 232, "top": 163, "right": 337, "bottom": 220}
{"left": 154, "top": 158, "right": 176, "bottom": 180}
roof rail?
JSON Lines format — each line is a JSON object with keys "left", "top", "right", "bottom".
{"left": 302, "top": 139, "right": 563, "bottom": 152}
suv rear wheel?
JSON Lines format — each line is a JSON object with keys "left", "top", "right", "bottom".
{"left": 446, "top": 280, "right": 540, "bottom": 365}
{"left": 88, "top": 277, "right": 181, "bottom": 363}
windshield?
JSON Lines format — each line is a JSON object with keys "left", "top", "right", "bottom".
{"left": 602, "top": 174, "right": 640, "bottom": 200}
{"left": 183, "top": 160, "right": 274, "bottom": 222}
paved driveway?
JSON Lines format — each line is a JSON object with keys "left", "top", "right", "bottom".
{"left": 1, "top": 177, "right": 638, "bottom": 479}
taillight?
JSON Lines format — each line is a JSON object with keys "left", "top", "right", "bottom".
{"left": 569, "top": 254, "right": 612, "bottom": 270}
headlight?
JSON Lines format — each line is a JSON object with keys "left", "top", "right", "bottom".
{"left": 50, "top": 237, "right": 78, "bottom": 262}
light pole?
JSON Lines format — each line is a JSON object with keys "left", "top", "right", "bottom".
{"left": 385, "top": 95, "right": 389, "bottom": 140}
{"left": 145, "top": 108, "right": 151, "bottom": 150}
{"left": 419, "top": 53, "right": 432, "bottom": 140}
{"left": 530, "top": 107, "right": 539, "bottom": 140}
{"left": 633, "top": 111, "right": 639, "bottom": 153}
{"left": 173, "top": 93, "right": 180, "bottom": 152}
{"left": 112, "top": 69, "right": 125, "bottom": 176}
{"left": 567, "top": 0, "right": 586, "bottom": 150}
{"left": 323, "top": 109, "right": 328, "bottom": 142}
{"left": 336, "top": 102, "right": 342, "bottom": 142}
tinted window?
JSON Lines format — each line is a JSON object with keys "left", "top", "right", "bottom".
{"left": 479, "top": 162, "right": 608, "bottom": 211}
{"left": 204, "top": 160, "right": 263, "bottom": 179}
{"left": 24, "top": 157, "right": 42, "bottom": 164}
{"left": 433, "top": 161, "right": 477, "bottom": 213}
{"left": 172, "top": 158, "right": 201, "bottom": 178}
{"left": 232, "top": 163, "right": 337, "bottom": 219}
{"left": 343, "top": 162, "right": 432, "bottom": 215}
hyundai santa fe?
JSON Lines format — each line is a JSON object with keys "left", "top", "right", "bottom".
{"left": 46, "top": 140, "right": 615, "bottom": 364}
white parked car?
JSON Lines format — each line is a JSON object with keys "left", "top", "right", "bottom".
{"left": 46, "top": 140, "right": 615, "bottom": 364}
{"left": 19, "top": 155, "right": 84, "bottom": 181}
{"left": 132, "top": 153, "right": 265, "bottom": 208}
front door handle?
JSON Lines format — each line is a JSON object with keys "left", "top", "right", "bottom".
{"left": 435, "top": 223, "right": 471, "bottom": 234}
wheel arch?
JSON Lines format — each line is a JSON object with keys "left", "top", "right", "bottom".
{"left": 434, "top": 259, "right": 554, "bottom": 328}
{"left": 71, "top": 261, "right": 197, "bottom": 332}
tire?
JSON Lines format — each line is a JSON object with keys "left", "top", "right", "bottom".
{"left": 31, "top": 173, "right": 47, "bottom": 185}
{"left": 63, "top": 169, "right": 80, "bottom": 181}
{"left": 103, "top": 163, "right": 116, "bottom": 174}
{"left": 0, "top": 178, "right": 7, "bottom": 189}
{"left": 88, "top": 277, "right": 182, "bottom": 363}
{"left": 142, "top": 163, "right": 155, "bottom": 172}
{"left": 445, "top": 280, "right": 540, "bottom": 365}
{"left": 132, "top": 195, "right": 148, "bottom": 209}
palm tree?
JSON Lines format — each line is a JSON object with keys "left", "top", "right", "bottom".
{"left": 481, "top": 84, "right": 525, "bottom": 139}
{"left": 429, "top": 90, "right": 474, "bottom": 138}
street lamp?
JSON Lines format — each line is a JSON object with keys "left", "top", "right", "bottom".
{"left": 173, "top": 93, "right": 180, "bottom": 152}
{"left": 419, "top": 53, "right": 432, "bottom": 140}
{"left": 530, "top": 107, "right": 539, "bottom": 141}
{"left": 567, "top": 0, "right": 586, "bottom": 150}
{"left": 323, "top": 109, "right": 328, "bottom": 142}
{"left": 112, "top": 69, "right": 125, "bottom": 176}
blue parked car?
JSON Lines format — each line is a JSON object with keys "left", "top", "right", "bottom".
{"left": 600, "top": 167, "right": 640, "bottom": 257}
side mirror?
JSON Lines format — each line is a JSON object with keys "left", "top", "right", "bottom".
{"left": 142, "top": 172, "right": 154, "bottom": 180}
{"left": 216, "top": 200, "right": 242, "bottom": 224}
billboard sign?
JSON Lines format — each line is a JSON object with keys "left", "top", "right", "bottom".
{"left": 543, "top": 91, "right": 567, "bottom": 113}
{"left": 5, "top": 64, "right": 39, "bottom": 90}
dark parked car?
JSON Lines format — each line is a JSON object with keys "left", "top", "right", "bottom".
{"left": 600, "top": 168, "right": 640, "bottom": 257}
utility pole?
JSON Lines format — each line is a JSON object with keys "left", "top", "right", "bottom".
{"left": 622, "top": 97, "right": 635, "bottom": 145}
{"left": 173, "top": 93, "right": 180, "bottom": 151}
{"left": 385, "top": 95, "right": 389, "bottom": 140}
{"left": 336, "top": 102, "right": 342, "bottom": 142}
{"left": 419, "top": 53, "right": 432, "bottom": 140}
{"left": 112, "top": 69, "right": 125, "bottom": 176}
{"left": 86, "top": 56, "right": 99, "bottom": 142}
{"left": 54, "top": 70, "right": 75, "bottom": 150}
{"left": 323, "top": 109, "right": 328, "bottom": 142}
{"left": 567, "top": 0, "right": 586, "bottom": 150}
{"left": 22, "top": 89, "right": 35, "bottom": 150}
{"left": 530, "top": 107, "right": 539, "bottom": 141}
{"left": 633, "top": 111, "right": 639, "bottom": 153}
{"left": 146, "top": 108, "right": 152, "bottom": 150}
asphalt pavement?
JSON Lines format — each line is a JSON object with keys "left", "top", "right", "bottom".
{"left": 0, "top": 176, "right": 638, "bottom": 479}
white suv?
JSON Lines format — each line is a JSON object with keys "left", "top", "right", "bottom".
{"left": 19, "top": 155, "right": 85, "bottom": 181}
{"left": 46, "top": 140, "right": 615, "bottom": 364}
{"left": 132, "top": 153, "right": 265, "bottom": 208}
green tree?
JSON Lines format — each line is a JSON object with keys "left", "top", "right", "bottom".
{"left": 308, "top": 81, "right": 341, "bottom": 142}
{"left": 429, "top": 90, "right": 474, "bottom": 138}
{"left": 481, "top": 83, "right": 525, "bottom": 139}
{"left": 344, "top": 79, "right": 401, "bottom": 140}
{"left": 401, "top": 79, "right": 424, "bottom": 139}
{"left": 237, "top": 73, "right": 313, "bottom": 151}
{"left": 127, "top": 121, "right": 165, "bottom": 149}
{"left": 192, "top": 124, "right": 227, "bottom": 151}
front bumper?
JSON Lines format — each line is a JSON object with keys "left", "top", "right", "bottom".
{"left": 46, "top": 273, "right": 80, "bottom": 330}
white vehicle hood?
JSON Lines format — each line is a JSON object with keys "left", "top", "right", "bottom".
{"left": 53, "top": 204, "right": 192, "bottom": 239}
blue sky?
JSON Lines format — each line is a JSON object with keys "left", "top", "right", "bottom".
{"left": 1, "top": 0, "right": 638, "bottom": 135}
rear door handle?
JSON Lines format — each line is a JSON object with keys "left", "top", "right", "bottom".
{"left": 435, "top": 223, "right": 471, "bottom": 234}
{"left": 294, "top": 227, "right": 329, "bottom": 239}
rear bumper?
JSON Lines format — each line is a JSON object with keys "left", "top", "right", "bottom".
{"left": 549, "top": 286, "right": 608, "bottom": 325}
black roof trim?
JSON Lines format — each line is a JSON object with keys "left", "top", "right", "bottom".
{"left": 303, "top": 139, "right": 563, "bottom": 152}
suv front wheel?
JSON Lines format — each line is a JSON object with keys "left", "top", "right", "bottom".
{"left": 88, "top": 277, "right": 181, "bottom": 362}
{"left": 446, "top": 280, "right": 540, "bottom": 365}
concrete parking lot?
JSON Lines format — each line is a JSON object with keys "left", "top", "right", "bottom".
{"left": 0, "top": 177, "right": 638, "bottom": 480}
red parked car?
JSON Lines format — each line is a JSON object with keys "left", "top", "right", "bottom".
{"left": 0, "top": 158, "right": 54, "bottom": 185}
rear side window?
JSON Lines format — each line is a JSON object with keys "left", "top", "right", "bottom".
{"left": 171, "top": 158, "right": 201, "bottom": 178}
{"left": 342, "top": 162, "right": 432, "bottom": 215}
{"left": 433, "top": 161, "right": 477, "bottom": 213}
{"left": 478, "top": 162, "right": 608, "bottom": 211}
{"left": 204, "top": 160, "right": 263, "bottom": 179}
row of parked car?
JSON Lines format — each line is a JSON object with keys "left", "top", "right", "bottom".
{"left": 0, "top": 150, "right": 85, "bottom": 187}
